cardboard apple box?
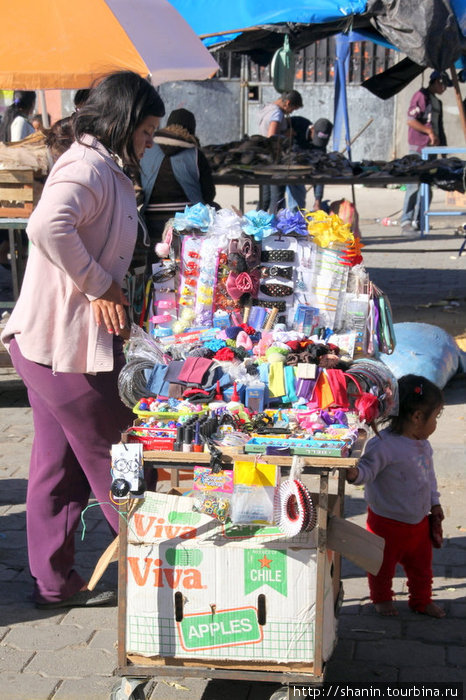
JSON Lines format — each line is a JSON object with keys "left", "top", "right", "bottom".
{"left": 125, "top": 491, "right": 337, "bottom": 664}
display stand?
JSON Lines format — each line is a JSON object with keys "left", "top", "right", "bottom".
{"left": 112, "top": 435, "right": 366, "bottom": 700}
{"left": 420, "top": 147, "right": 466, "bottom": 236}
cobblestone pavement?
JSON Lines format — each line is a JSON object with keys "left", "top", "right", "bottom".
{"left": 0, "top": 184, "right": 465, "bottom": 699}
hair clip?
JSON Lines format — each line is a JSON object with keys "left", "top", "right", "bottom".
{"left": 261, "top": 250, "right": 295, "bottom": 263}
{"left": 179, "top": 298, "right": 194, "bottom": 306}
{"left": 260, "top": 283, "right": 293, "bottom": 297}
{"left": 156, "top": 287, "right": 174, "bottom": 294}
{"left": 188, "top": 251, "right": 200, "bottom": 259}
{"left": 414, "top": 384, "right": 423, "bottom": 395}
{"left": 182, "top": 286, "right": 194, "bottom": 296}
{"left": 185, "top": 261, "right": 199, "bottom": 272}
{"left": 260, "top": 265, "right": 293, "bottom": 281}
{"left": 184, "top": 278, "right": 197, "bottom": 287}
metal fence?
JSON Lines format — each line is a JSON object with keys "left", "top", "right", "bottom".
{"left": 213, "top": 38, "right": 396, "bottom": 84}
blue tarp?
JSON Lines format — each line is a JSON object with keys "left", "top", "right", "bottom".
{"left": 170, "top": 1, "right": 367, "bottom": 47}
{"left": 381, "top": 323, "right": 466, "bottom": 389}
{"left": 171, "top": 0, "right": 466, "bottom": 71}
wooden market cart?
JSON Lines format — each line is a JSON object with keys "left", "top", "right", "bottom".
{"left": 111, "top": 435, "right": 367, "bottom": 700}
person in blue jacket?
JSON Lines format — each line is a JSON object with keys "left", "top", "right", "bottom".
{"left": 138, "top": 108, "right": 216, "bottom": 266}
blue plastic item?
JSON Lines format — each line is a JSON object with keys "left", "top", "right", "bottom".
{"left": 381, "top": 323, "right": 466, "bottom": 389}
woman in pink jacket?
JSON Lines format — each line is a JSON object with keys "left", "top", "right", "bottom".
{"left": 1, "top": 72, "right": 165, "bottom": 609}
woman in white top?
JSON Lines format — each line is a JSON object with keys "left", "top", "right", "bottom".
{"left": 0, "top": 90, "right": 36, "bottom": 143}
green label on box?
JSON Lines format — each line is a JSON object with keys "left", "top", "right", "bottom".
{"left": 223, "top": 522, "right": 283, "bottom": 538}
{"left": 244, "top": 549, "right": 287, "bottom": 596}
{"left": 178, "top": 607, "right": 261, "bottom": 650}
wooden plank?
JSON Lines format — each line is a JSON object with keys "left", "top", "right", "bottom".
{"left": 143, "top": 445, "right": 364, "bottom": 468}
{"left": 0, "top": 185, "right": 34, "bottom": 202}
{"left": 126, "top": 654, "right": 314, "bottom": 674}
{"left": 0, "top": 170, "right": 34, "bottom": 184}
{"left": 327, "top": 515, "right": 384, "bottom": 575}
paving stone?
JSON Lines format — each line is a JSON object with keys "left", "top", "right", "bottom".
{"left": 398, "top": 666, "right": 466, "bottom": 683}
{"left": 449, "top": 601, "right": 466, "bottom": 617}
{"left": 0, "top": 581, "right": 34, "bottom": 608}
{"left": 87, "top": 628, "right": 118, "bottom": 651}
{"left": 324, "top": 657, "right": 399, "bottom": 682}
{"left": 3, "top": 623, "right": 91, "bottom": 651}
{"left": 447, "top": 645, "right": 466, "bottom": 668}
{"left": 0, "top": 645, "right": 33, "bottom": 672}
{"left": 0, "top": 671, "right": 59, "bottom": 699}
{"left": 0, "top": 530, "right": 28, "bottom": 549}
{"left": 354, "top": 640, "right": 445, "bottom": 667}
{"left": 405, "top": 616, "right": 464, "bottom": 643}
{"left": 337, "top": 613, "right": 402, "bottom": 640}
{"left": 25, "top": 648, "right": 116, "bottom": 677}
{"left": 53, "top": 675, "right": 121, "bottom": 700}
{"left": 148, "top": 677, "right": 208, "bottom": 700}
{"left": 60, "top": 606, "right": 118, "bottom": 630}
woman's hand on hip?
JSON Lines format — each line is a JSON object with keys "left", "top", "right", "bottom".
{"left": 91, "top": 280, "right": 129, "bottom": 335}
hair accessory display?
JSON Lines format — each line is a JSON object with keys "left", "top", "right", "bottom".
{"left": 260, "top": 265, "right": 293, "bottom": 281}
{"left": 260, "top": 283, "right": 293, "bottom": 297}
{"left": 254, "top": 299, "right": 287, "bottom": 312}
{"left": 261, "top": 249, "right": 295, "bottom": 263}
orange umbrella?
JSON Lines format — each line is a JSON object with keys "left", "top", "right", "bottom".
{"left": 0, "top": 0, "right": 218, "bottom": 89}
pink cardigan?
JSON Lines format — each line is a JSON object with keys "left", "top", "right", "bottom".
{"left": 2, "top": 135, "right": 138, "bottom": 373}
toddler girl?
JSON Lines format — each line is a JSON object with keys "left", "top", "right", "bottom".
{"left": 346, "top": 374, "right": 445, "bottom": 618}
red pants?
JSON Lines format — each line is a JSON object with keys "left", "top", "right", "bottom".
{"left": 366, "top": 507, "right": 433, "bottom": 612}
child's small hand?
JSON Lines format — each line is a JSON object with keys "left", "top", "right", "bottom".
{"left": 431, "top": 504, "right": 444, "bottom": 521}
{"left": 346, "top": 466, "right": 359, "bottom": 484}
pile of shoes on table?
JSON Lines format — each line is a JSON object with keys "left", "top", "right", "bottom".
{"left": 203, "top": 135, "right": 466, "bottom": 192}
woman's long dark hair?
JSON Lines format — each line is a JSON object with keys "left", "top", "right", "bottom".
{"left": 73, "top": 71, "right": 165, "bottom": 173}
{"left": 0, "top": 91, "right": 36, "bottom": 143}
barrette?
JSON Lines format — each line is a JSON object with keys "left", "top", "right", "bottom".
{"left": 188, "top": 251, "right": 200, "bottom": 259}
{"left": 184, "top": 278, "right": 197, "bottom": 287}
{"left": 260, "top": 265, "right": 293, "bottom": 281}
{"left": 198, "top": 286, "right": 213, "bottom": 299}
{"left": 260, "top": 283, "right": 293, "bottom": 297}
{"left": 152, "top": 264, "right": 176, "bottom": 283}
{"left": 182, "top": 286, "right": 194, "bottom": 296}
{"left": 261, "top": 250, "right": 295, "bottom": 263}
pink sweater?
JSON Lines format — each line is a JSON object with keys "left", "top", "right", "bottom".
{"left": 2, "top": 135, "right": 137, "bottom": 373}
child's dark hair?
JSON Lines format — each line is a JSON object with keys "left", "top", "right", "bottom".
{"left": 389, "top": 374, "right": 443, "bottom": 434}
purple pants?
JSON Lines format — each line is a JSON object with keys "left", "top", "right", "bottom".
{"left": 10, "top": 338, "right": 148, "bottom": 604}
